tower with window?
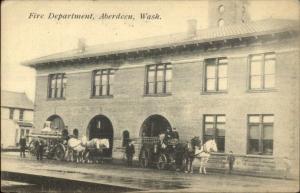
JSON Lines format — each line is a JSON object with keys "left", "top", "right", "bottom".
{"left": 208, "top": 0, "right": 250, "bottom": 28}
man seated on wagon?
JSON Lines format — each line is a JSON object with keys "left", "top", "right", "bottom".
{"left": 62, "top": 129, "right": 70, "bottom": 144}
{"left": 73, "top": 129, "right": 79, "bottom": 139}
{"left": 171, "top": 127, "right": 179, "bottom": 140}
{"left": 164, "top": 127, "right": 172, "bottom": 144}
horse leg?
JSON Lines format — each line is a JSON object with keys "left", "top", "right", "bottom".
{"left": 76, "top": 151, "right": 79, "bottom": 163}
{"left": 78, "top": 151, "right": 81, "bottom": 163}
{"left": 67, "top": 149, "right": 70, "bottom": 162}
{"left": 190, "top": 158, "right": 194, "bottom": 173}
{"left": 184, "top": 155, "right": 188, "bottom": 173}
{"left": 72, "top": 151, "right": 76, "bottom": 162}
{"left": 84, "top": 151, "right": 89, "bottom": 163}
{"left": 188, "top": 158, "right": 192, "bottom": 173}
{"left": 69, "top": 150, "right": 72, "bottom": 162}
{"left": 199, "top": 159, "right": 203, "bottom": 174}
{"left": 81, "top": 151, "right": 84, "bottom": 163}
{"left": 202, "top": 158, "right": 208, "bottom": 174}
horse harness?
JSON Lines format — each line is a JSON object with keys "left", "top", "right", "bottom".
{"left": 193, "top": 144, "right": 210, "bottom": 157}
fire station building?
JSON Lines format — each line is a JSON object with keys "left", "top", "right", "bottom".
{"left": 25, "top": 0, "right": 299, "bottom": 177}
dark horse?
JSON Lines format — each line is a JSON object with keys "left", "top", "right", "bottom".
{"left": 170, "top": 136, "right": 201, "bottom": 172}
{"left": 183, "top": 136, "right": 201, "bottom": 173}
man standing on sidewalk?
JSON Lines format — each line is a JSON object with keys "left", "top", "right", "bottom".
{"left": 19, "top": 135, "right": 26, "bottom": 158}
{"left": 35, "top": 137, "right": 44, "bottom": 160}
{"left": 125, "top": 139, "right": 135, "bottom": 167}
{"left": 226, "top": 151, "right": 235, "bottom": 174}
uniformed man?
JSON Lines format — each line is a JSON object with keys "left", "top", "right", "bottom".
{"left": 171, "top": 127, "right": 179, "bottom": 140}
{"left": 164, "top": 127, "right": 172, "bottom": 143}
{"left": 125, "top": 139, "right": 135, "bottom": 166}
{"left": 35, "top": 137, "right": 44, "bottom": 160}
{"left": 19, "top": 135, "right": 27, "bottom": 158}
{"left": 73, "top": 128, "right": 79, "bottom": 139}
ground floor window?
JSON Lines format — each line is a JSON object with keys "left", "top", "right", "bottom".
{"left": 19, "top": 128, "right": 30, "bottom": 144}
{"left": 248, "top": 114, "right": 274, "bottom": 155}
{"left": 203, "top": 114, "right": 225, "bottom": 152}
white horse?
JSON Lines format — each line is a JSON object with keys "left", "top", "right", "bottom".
{"left": 67, "top": 137, "right": 87, "bottom": 163}
{"left": 80, "top": 136, "right": 110, "bottom": 163}
{"left": 194, "top": 139, "right": 218, "bottom": 174}
{"left": 67, "top": 136, "right": 110, "bottom": 163}
{"left": 82, "top": 137, "right": 110, "bottom": 150}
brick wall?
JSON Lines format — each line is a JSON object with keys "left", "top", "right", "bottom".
{"left": 33, "top": 36, "right": 299, "bottom": 176}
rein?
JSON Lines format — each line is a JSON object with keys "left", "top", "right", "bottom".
{"left": 193, "top": 143, "right": 210, "bottom": 157}
{"left": 70, "top": 143, "right": 83, "bottom": 149}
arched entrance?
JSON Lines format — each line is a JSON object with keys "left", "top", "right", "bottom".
{"left": 140, "top": 114, "right": 172, "bottom": 137}
{"left": 46, "top": 115, "right": 65, "bottom": 130}
{"left": 86, "top": 115, "right": 114, "bottom": 157}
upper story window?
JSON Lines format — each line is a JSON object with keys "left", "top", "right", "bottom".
{"left": 19, "top": 109, "right": 24, "bottom": 121}
{"left": 145, "top": 63, "right": 172, "bottom": 95}
{"left": 9, "top": 108, "right": 14, "bottom": 120}
{"left": 249, "top": 52, "right": 275, "bottom": 90}
{"left": 48, "top": 73, "right": 67, "bottom": 99}
{"left": 218, "top": 5, "right": 225, "bottom": 13}
{"left": 218, "top": 19, "right": 224, "bottom": 27}
{"left": 92, "top": 69, "right": 115, "bottom": 97}
{"left": 204, "top": 57, "right": 228, "bottom": 92}
{"left": 248, "top": 114, "right": 274, "bottom": 155}
{"left": 242, "top": 6, "right": 246, "bottom": 14}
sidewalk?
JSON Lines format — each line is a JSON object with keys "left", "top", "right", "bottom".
{"left": 1, "top": 151, "right": 294, "bottom": 180}
{"left": 1, "top": 152, "right": 299, "bottom": 192}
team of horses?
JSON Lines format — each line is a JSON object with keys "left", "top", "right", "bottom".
{"left": 65, "top": 136, "right": 110, "bottom": 163}
{"left": 64, "top": 134, "right": 217, "bottom": 174}
{"left": 157, "top": 134, "right": 218, "bottom": 174}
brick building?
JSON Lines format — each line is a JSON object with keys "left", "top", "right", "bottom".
{"left": 24, "top": 1, "right": 299, "bottom": 177}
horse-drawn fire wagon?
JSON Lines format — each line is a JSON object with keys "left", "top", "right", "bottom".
{"left": 27, "top": 121, "right": 67, "bottom": 160}
{"left": 138, "top": 136, "right": 187, "bottom": 170}
{"left": 28, "top": 131, "right": 66, "bottom": 161}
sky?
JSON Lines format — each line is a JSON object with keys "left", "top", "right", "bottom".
{"left": 1, "top": 0, "right": 299, "bottom": 102}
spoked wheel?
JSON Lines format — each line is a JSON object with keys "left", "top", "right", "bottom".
{"left": 139, "top": 149, "right": 149, "bottom": 168}
{"left": 157, "top": 153, "right": 167, "bottom": 170}
{"left": 55, "top": 144, "right": 65, "bottom": 161}
{"left": 28, "top": 140, "right": 36, "bottom": 157}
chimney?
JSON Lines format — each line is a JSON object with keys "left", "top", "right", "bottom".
{"left": 187, "top": 19, "right": 197, "bottom": 37}
{"left": 78, "top": 38, "right": 86, "bottom": 53}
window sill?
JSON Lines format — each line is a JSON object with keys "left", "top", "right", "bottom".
{"left": 245, "top": 154, "right": 274, "bottom": 158}
{"left": 47, "top": 98, "right": 66, "bottom": 101}
{"left": 211, "top": 152, "right": 274, "bottom": 158}
{"left": 143, "top": 93, "right": 172, "bottom": 97}
{"left": 247, "top": 89, "right": 278, "bottom": 93}
{"left": 201, "top": 91, "right": 228, "bottom": 95}
{"left": 90, "top": 95, "right": 114, "bottom": 99}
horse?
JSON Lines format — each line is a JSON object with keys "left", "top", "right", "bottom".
{"left": 184, "top": 136, "right": 201, "bottom": 173}
{"left": 66, "top": 137, "right": 87, "bottom": 163}
{"left": 194, "top": 139, "right": 218, "bottom": 174}
{"left": 80, "top": 136, "right": 110, "bottom": 163}
{"left": 84, "top": 138, "right": 110, "bottom": 150}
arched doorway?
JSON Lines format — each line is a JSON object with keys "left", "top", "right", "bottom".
{"left": 46, "top": 115, "right": 65, "bottom": 130}
{"left": 86, "top": 115, "right": 114, "bottom": 157}
{"left": 140, "top": 114, "right": 172, "bottom": 137}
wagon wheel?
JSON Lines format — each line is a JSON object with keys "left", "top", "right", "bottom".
{"left": 139, "top": 148, "right": 149, "bottom": 168}
{"left": 157, "top": 153, "right": 167, "bottom": 170}
{"left": 55, "top": 144, "right": 65, "bottom": 161}
{"left": 28, "top": 140, "right": 36, "bottom": 156}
